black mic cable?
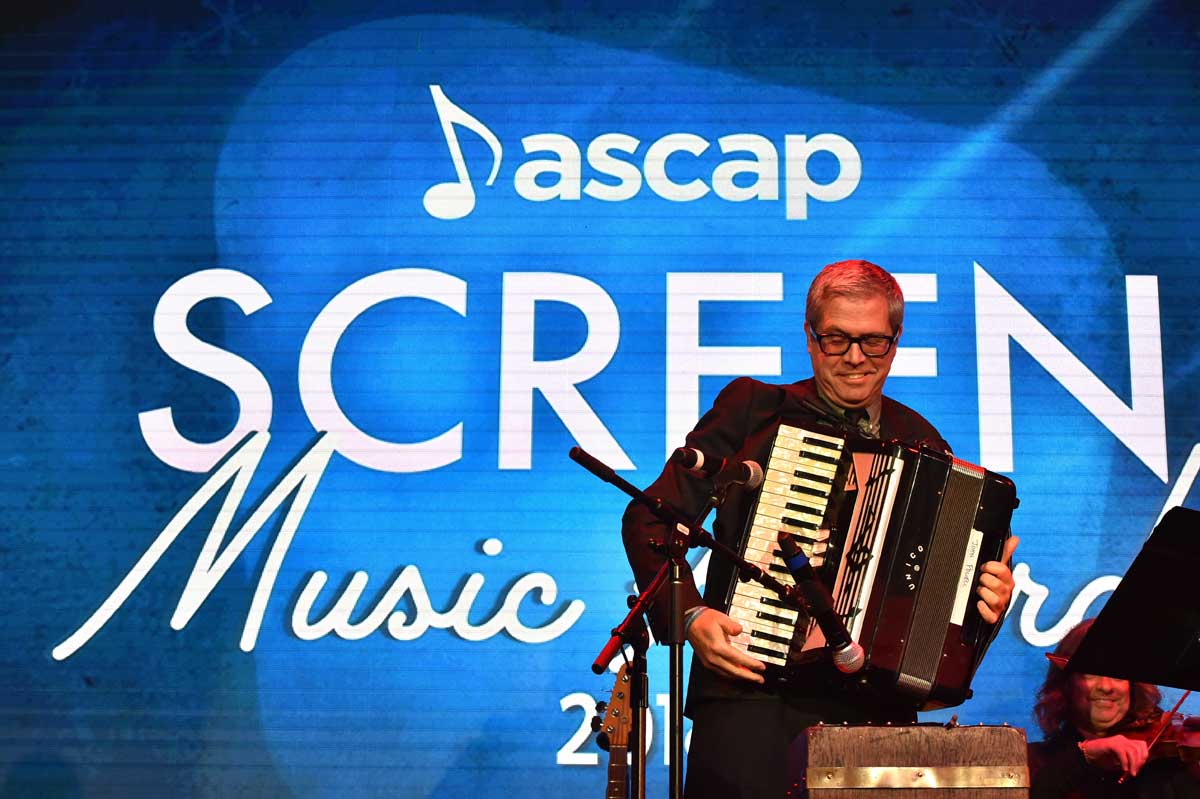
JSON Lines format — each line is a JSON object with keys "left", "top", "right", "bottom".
{"left": 777, "top": 532, "right": 865, "bottom": 674}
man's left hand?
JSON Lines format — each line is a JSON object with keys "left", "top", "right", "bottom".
{"left": 976, "top": 535, "right": 1019, "bottom": 624}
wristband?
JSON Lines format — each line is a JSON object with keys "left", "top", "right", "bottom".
{"left": 682, "top": 606, "right": 709, "bottom": 639}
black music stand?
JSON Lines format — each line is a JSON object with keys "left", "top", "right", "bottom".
{"left": 1064, "top": 506, "right": 1200, "bottom": 691}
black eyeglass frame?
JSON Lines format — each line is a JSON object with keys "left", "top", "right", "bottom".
{"left": 809, "top": 329, "right": 898, "bottom": 357}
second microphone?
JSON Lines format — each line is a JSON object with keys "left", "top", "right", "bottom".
{"left": 671, "top": 447, "right": 764, "bottom": 490}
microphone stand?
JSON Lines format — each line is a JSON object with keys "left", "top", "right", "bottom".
{"left": 592, "top": 606, "right": 650, "bottom": 799}
{"left": 580, "top": 446, "right": 719, "bottom": 799}
{"left": 573, "top": 446, "right": 816, "bottom": 799}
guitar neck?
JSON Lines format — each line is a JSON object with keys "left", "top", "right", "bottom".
{"left": 606, "top": 744, "right": 628, "bottom": 799}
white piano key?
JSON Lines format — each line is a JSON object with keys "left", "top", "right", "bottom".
{"left": 730, "top": 594, "right": 799, "bottom": 621}
{"left": 754, "top": 503, "right": 823, "bottom": 527}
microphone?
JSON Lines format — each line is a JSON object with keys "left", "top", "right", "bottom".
{"left": 776, "top": 532, "right": 865, "bottom": 674}
{"left": 670, "top": 447, "right": 720, "bottom": 477}
{"left": 723, "top": 459, "right": 764, "bottom": 490}
{"left": 671, "top": 448, "right": 764, "bottom": 490}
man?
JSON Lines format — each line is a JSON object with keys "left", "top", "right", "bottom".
{"left": 1030, "top": 619, "right": 1200, "bottom": 798}
{"left": 622, "top": 260, "right": 1019, "bottom": 798}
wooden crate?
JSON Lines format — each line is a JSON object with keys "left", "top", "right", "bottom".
{"left": 792, "top": 724, "right": 1028, "bottom": 798}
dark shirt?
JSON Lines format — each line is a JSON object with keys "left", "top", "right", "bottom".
{"left": 1029, "top": 730, "right": 1200, "bottom": 799}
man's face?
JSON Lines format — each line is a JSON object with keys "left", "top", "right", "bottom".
{"left": 1067, "top": 673, "right": 1131, "bottom": 735}
{"left": 805, "top": 293, "right": 899, "bottom": 410}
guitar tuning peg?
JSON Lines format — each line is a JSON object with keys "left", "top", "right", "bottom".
{"left": 590, "top": 716, "right": 602, "bottom": 733}
{"left": 595, "top": 700, "right": 607, "bottom": 713}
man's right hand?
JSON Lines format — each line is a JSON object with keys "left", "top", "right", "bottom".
{"left": 686, "top": 609, "right": 767, "bottom": 684}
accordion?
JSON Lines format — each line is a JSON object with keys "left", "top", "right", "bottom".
{"left": 723, "top": 419, "right": 1018, "bottom": 710}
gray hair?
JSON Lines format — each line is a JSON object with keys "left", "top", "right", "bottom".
{"left": 805, "top": 260, "right": 904, "bottom": 332}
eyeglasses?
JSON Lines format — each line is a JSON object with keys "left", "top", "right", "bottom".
{"left": 810, "top": 330, "right": 897, "bottom": 357}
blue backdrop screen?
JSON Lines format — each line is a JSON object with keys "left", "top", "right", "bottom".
{"left": 3, "top": 3, "right": 1198, "bottom": 797}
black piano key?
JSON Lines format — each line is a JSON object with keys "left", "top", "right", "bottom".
{"left": 790, "top": 484, "right": 829, "bottom": 499}
{"left": 792, "top": 469, "right": 834, "bottom": 485}
{"left": 747, "top": 644, "right": 784, "bottom": 658}
{"left": 756, "top": 611, "right": 792, "bottom": 626}
{"left": 798, "top": 442, "right": 841, "bottom": 464}
{"left": 750, "top": 629, "right": 792, "bottom": 646}
{"left": 780, "top": 515, "right": 818, "bottom": 531}
{"left": 760, "top": 597, "right": 791, "bottom": 609}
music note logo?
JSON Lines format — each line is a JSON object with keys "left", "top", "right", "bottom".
{"left": 423, "top": 85, "right": 503, "bottom": 220}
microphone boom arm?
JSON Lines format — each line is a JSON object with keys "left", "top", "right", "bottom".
{"left": 569, "top": 445, "right": 820, "bottom": 637}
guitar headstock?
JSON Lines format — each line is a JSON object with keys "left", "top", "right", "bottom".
{"left": 594, "top": 662, "right": 633, "bottom": 752}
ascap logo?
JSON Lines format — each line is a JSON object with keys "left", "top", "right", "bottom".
{"left": 422, "top": 85, "right": 862, "bottom": 221}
